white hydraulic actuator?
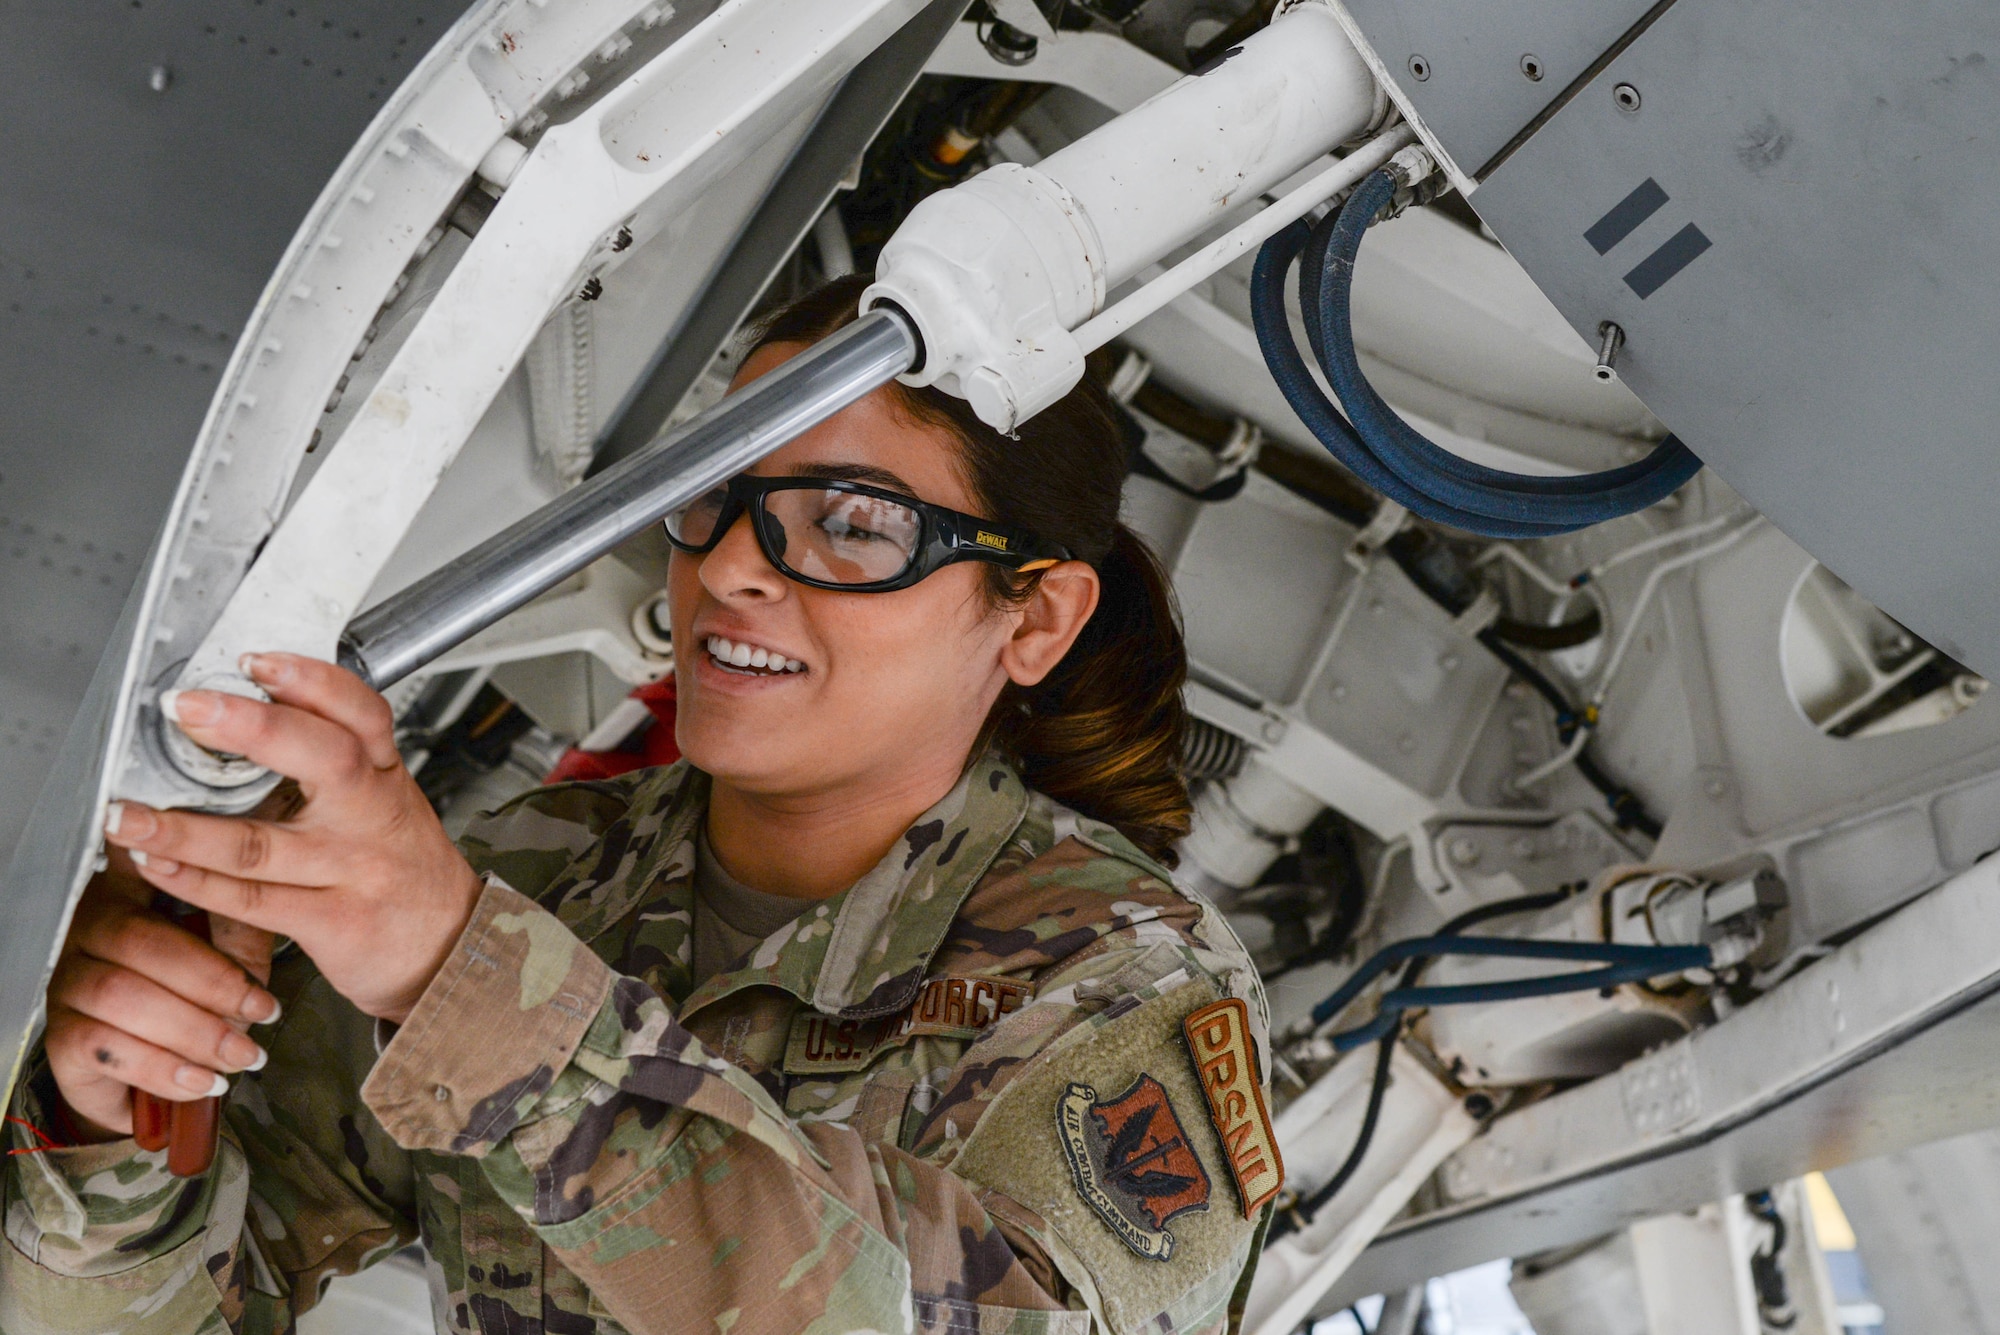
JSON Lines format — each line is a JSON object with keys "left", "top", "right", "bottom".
{"left": 862, "top": 0, "right": 1387, "bottom": 431}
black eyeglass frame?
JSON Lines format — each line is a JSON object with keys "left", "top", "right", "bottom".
{"left": 663, "top": 474, "right": 1071, "bottom": 592}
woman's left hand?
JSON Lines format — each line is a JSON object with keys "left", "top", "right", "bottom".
{"left": 102, "top": 653, "right": 486, "bottom": 1025}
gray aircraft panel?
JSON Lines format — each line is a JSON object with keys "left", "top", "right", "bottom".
{"left": 0, "top": 1, "right": 472, "bottom": 861}
{"left": 1468, "top": 0, "right": 2000, "bottom": 679}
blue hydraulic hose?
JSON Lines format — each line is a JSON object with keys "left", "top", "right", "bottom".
{"left": 1252, "top": 222, "right": 1576, "bottom": 539}
{"left": 1327, "top": 949, "right": 1711, "bottom": 1053}
{"left": 1316, "top": 172, "right": 1704, "bottom": 519}
{"left": 1252, "top": 170, "right": 1706, "bottom": 536}
{"left": 1307, "top": 933, "right": 1708, "bottom": 1026}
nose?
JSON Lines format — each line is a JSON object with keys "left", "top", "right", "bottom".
{"left": 696, "top": 510, "right": 789, "bottom": 604}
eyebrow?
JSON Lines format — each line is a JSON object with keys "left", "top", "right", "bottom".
{"left": 789, "top": 461, "right": 917, "bottom": 493}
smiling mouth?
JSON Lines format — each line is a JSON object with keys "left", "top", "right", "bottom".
{"left": 705, "top": 635, "right": 806, "bottom": 677}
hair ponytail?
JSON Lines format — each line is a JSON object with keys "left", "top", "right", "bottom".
{"left": 751, "top": 276, "right": 1194, "bottom": 865}
{"left": 991, "top": 526, "right": 1191, "bottom": 864}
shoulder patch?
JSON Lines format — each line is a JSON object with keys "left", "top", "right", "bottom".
{"left": 1183, "top": 998, "right": 1284, "bottom": 1217}
{"left": 1057, "top": 1075, "right": 1211, "bottom": 1261}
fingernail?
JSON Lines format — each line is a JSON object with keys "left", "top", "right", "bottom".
{"left": 220, "top": 1032, "right": 266, "bottom": 1071}
{"left": 159, "top": 689, "right": 222, "bottom": 726}
{"left": 129, "top": 849, "right": 181, "bottom": 874}
{"left": 105, "top": 802, "right": 156, "bottom": 842}
{"left": 241, "top": 990, "right": 282, "bottom": 1025}
{"left": 175, "top": 1065, "right": 229, "bottom": 1096}
{"left": 240, "top": 652, "right": 293, "bottom": 685}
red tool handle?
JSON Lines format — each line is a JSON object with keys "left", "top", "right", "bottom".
{"left": 129, "top": 906, "right": 221, "bottom": 1177}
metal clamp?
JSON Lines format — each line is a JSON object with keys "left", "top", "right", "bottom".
{"left": 1345, "top": 498, "right": 1410, "bottom": 570}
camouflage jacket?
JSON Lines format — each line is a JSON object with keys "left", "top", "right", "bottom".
{"left": 3, "top": 757, "right": 1280, "bottom": 1335}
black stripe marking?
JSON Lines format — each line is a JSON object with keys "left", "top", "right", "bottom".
{"left": 1623, "top": 222, "right": 1712, "bottom": 298}
{"left": 1584, "top": 178, "right": 1668, "bottom": 255}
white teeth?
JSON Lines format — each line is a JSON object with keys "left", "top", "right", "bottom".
{"left": 706, "top": 635, "right": 805, "bottom": 674}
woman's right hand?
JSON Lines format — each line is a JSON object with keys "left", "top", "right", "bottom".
{"left": 42, "top": 859, "right": 280, "bottom": 1141}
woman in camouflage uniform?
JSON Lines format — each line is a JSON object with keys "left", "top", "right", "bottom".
{"left": 4, "top": 278, "right": 1280, "bottom": 1335}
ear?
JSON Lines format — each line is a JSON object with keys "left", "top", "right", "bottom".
{"left": 999, "top": 561, "right": 1100, "bottom": 688}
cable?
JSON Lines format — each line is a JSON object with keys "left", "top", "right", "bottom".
{"left": 1476, "top": 631, "right": 1662, "bottom": 838}
{"left": 1569, "top": 509, "right": 1742, "bottom": 589}
{"left": 1746, "top": 1190, "right": 1799, "bottom": 1330}
{"left": 1587, "top": 517, "right": 1764, "bottom": 712}
{"left": 1276, "top": 1025, "right": 1397, "bottom": 1242}
{"left": 1270, "top": 888, "right": 1584, "bottom": 1241}
{"left": 1254, "top": 168, "right": 1705, "bottom": 536}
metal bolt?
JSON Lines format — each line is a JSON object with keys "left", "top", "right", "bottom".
{"left": 1449, "top": 837, "right": 1480, "bottom": 866}
{"left": 577, "top": 276, "right": 604, "bottom": 302}
{"left": 1705, "top": 777, "right": 1727, "bottom": 798}
{"left": 610, "top": 225, "right": 634, "bottom": 253}
{"left": 1594, "top": 322, "right": 1625, "bottom": 383}
{"left": 1407, "top": 54, "right": 1431, "bottom": 82}
{"left": 1464, "top": 1092, "right": 1496, "bottom": 1119}
{"left": 149, "top": 64, "right": 172, "bottom": 93}
{"left": 1440, "top": 653, "right": 1460, "bottom": 672}
{"left": 981, "top": 20, "right": 1039, "bottom": 67}
{"left": 1613, "top": 82, "right": 1642, "bottom": 112}
{"left": 1519, "top": 54, "right": 1544, "bottom": 82}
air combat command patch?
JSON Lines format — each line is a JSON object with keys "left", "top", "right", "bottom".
{"left": 1057, "top": 1075, "right": 1211, "bottom": 1261}
{"left": 1183, "top": 997, "right": 1284, "bottom": 1216}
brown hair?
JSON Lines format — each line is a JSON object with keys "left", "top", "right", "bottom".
{"left": 753, "top": 275, "right": 1192, "bottom": 864}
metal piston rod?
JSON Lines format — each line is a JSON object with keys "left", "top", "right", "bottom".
{"left": 340, "top": 305, "right": 920, "bottom": 690}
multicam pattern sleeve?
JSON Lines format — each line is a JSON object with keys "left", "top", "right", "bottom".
{"left": 363, "top": 757, "right": 1273, "bottom": 1335}
{"left": 1, "top": 952, "right": 420, "bottom": 1335}
{"left": 0, "top": 776, "right": 643, "bottom": 1335}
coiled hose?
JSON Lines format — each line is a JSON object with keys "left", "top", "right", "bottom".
{"left": 1252, "top": 169, "right": 1704, "bottom": 538}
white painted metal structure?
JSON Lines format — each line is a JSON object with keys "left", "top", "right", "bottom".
{"left": 7, "top": 0, "right": 2000, "bottom": 1329}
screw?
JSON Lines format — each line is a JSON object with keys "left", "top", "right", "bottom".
{"left": 1464, "top": 1092, "right": 1496, "bottom": 1119}
{"left": 1407, "top": 54, "right": 1431, "bottom": 82}
{"left": 1594, "top": 322, "right": 1625, "bottom": 382}
{"left": 610, "top": 225, "right": 634, "bottom": 252}
{"left": 1613, "top": 82, "right": 1642, "bottom": 112}
{"left": 577, "top": 276, "right": 604, "bottom": 302}
{"left": 149, "top": 64, "right": 173, "bottom": 93}
{"left": 1449, "top": 836, "right": 1480, "bottom": 866}
{"left": 1520, "top": 54, "right": 1543, "bottom": 82}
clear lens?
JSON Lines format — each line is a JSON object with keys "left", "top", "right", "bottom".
{"left": 765, "top": 487, "right": 921, "bottom": 585}
{"left": 665, "top": 484, "right": 731, "bottom": 547}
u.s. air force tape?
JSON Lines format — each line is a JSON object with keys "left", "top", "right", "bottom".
{"left": 785, "top": 975, "right": 1031, "bottom": 1073}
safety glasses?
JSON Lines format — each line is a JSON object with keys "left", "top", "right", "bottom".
{"left": 663, "top": 474, "right": 1069, "bottom": 592}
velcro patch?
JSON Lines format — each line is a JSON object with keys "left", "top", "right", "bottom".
{"left": 784, "top": 975, "right": 1030, "bottom": 1073}
{"left": 1057, "top": 1075, "right": 1211, "bottom": 1261}
{"left": 1183, "top": 998, "right": 1283, "bottom": 1217}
